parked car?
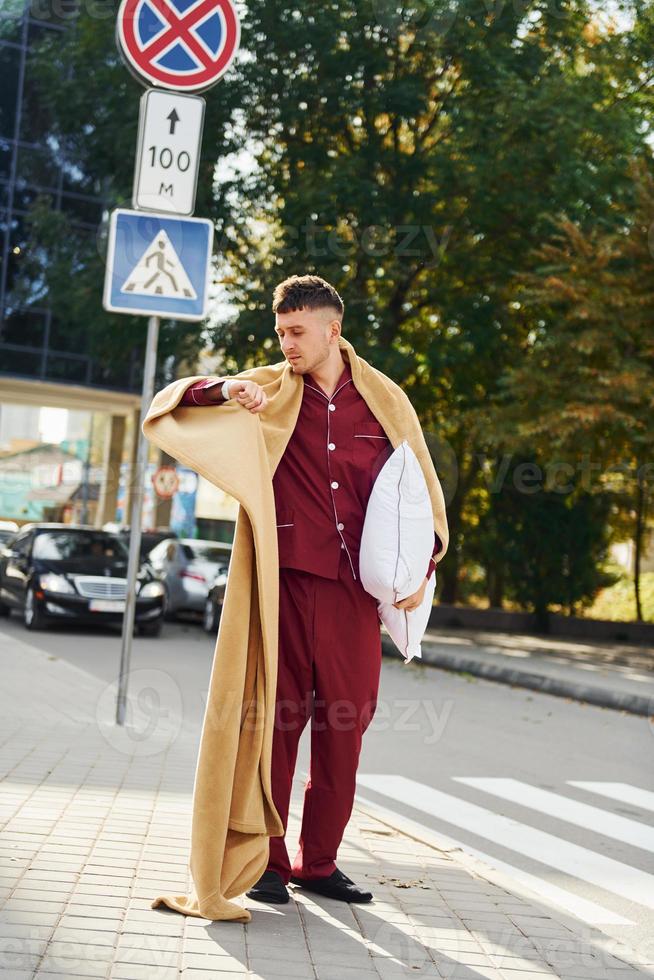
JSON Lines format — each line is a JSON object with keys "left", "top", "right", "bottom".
{"left": 0, "top": 521, "right": 19, "bottom": 547}
{"left": 0, "top": 523, "right": 166, "bottom": 635}
{"left": 147, "top": 537, "right": 232, "bottom": 619}
{"left": 102, "top": 523, "right": 178, "bottom": 561}
{"left": 203, "top": 564, "right": 230, "bottom": 634}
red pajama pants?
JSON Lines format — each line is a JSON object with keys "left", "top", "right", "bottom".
{"left": 267, "top": 546, "right": 382, "bottom": 883}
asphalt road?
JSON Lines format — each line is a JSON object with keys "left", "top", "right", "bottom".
{"left": 3, "top": 610, "right": 652, "bottom": 964}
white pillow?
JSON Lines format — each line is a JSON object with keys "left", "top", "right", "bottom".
{"left": 378, "top": 572, "right": 436, "bottom": 663}
{"left": 359, "top": 440, "right": 436, "bottom": 662}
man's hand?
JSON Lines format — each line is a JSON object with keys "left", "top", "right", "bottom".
{"left": 392, "top": 576, "right": 428, "bottom": 611}
{"left": 230, "top": 380, "right": 268, "bottom": 414}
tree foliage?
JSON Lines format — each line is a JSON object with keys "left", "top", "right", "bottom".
{"left": 13, "top": 0, "right": 654, "bottom": 616}
{"left": 489, "top": 156, "right": 654, "bottom": 617}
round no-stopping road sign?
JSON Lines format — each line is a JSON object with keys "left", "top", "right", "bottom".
{"left": 152, "top": 465, "right": 180, "bottom": 498}
{"left": 116, "top": 0, "right": 240, "bottom": 93}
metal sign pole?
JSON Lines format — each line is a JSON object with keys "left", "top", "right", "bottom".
{"left": 115, "top": 314, "right": 160, "bottom": 726}
{"left": 110, "top": 0, "right": 239, "bottom": 728}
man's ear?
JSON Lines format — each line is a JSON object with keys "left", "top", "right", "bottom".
{"left": 329, "top": 318, "right": 342, "bottom": 341}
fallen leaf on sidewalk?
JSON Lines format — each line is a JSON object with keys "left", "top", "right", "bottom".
{"left": 375, "top": 875, "right": 432, "bottom": 889}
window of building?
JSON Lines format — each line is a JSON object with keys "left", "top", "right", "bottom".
{"left": 0, "top": 44, "right": 21, "bottom": 139}
{"left": 0, "top": 17, "right": 24, "bottom": 46}
{"left": 45, "top": 350, "right": 91, "bottom": 384}
{"left": 0, "top": 7, "right": 137, "bottom": 393}
{"left": 0, "top": 344, "right": 43, "bottom": 377}
{"left": 0, "top": 139, "right": 12, "bottom": 180}
{"left": 62, "top": 161, "right": 102, "bottom": 199}
{"left": 61, "top": 192, "right": 103, "bottom": 226}
{"left": 11, "top": 183, "right": 42, "bottom": 213}
{"left": 19, "top": 77, "right": 54, "bottom": 146}
{"left": 27, "top": 16, "right": 64, "bottom": 42}
{"left": 29, "top": 3, "right": 80, "bottom": 31}
{"left": 1, "top": 307, "right": 47, "bottom": 346}
{"left": 16, "top": 143, "right": 60, "bottom": 191}
{"left": 20, "top": 28, "right": 59, "bottom": 145}
{"left": 5, "top": 219, "right": 30, "bottom": 295}
{"left": 50, "top": 312, "right": 87, "bottom": 352}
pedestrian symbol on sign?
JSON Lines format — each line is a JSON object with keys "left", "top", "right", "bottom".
{"left": 121, "top": 230, "right": 196, "bottom": 299}
{"left": 104, "top": 208, "right": 213, "bottom": 320}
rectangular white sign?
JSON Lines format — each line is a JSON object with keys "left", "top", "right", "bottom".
{"left": 133, "top": 89, "right": 205, "bottom": 216}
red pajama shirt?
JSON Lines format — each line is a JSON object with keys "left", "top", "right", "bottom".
{"left": 180, "top": 361, "right": 442, "bottom": 882}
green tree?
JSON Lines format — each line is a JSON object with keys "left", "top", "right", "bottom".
{"left": 215, "top": 0, "right": 651, "bottom": 605}
{"left": 15, "top": 0, "right": 654, "bottom": 616}
{"left": 491, "top": 156, "right": 654, "bottom": 619}
{"left": 470, "top": 454, "right": 616, "bottom": 624}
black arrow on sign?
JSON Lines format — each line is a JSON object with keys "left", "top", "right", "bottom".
{"left": 167, "top": 109, "right": 180, "bottom": 135}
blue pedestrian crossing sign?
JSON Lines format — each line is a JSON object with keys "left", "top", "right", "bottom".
{"left": 103, "top": 208, "right": 213, "bottom": 320}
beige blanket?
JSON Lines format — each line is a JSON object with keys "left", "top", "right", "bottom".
{"left": 141, "top": 336, "right": 449, "bottom": 921}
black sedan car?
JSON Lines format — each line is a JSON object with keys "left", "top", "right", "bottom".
{"left": 103, "top": 523, "right": 178, "bottom": 561}
{"left": 0, "top": 524, "right": 165, "bottom": 635}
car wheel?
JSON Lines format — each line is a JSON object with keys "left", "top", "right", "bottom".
{"left": 138, "top": 616, "right": 163, "bottom": 637}
{"left": 203, "top": 597, "right": 219, "bottom": 634}
{"left": 24, "top": 587, "right": 47, "bottom": 630}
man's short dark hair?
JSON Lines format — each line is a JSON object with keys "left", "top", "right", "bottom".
{"left": 272, "top": 274, "right": 344, "bottom": 319}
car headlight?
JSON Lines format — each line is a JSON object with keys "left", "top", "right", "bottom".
{"left": 39, "top": 573, "right": 75, "bottom": 594}
{"left": 139, "top": 581, "right": 165, "bottom": 598}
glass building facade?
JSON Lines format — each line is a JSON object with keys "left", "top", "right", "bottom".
{"left": 0, "top": 3, "right": 142, "bottom": 392}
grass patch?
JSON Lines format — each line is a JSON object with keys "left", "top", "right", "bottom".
{"left": 584, "top": 567, "right": 654, "bottom": 623}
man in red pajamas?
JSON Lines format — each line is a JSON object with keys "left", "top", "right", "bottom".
{"left": 180, "top": 275, "right": 442, "bottom": 905}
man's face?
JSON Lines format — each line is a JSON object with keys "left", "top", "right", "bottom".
{"left": 274, "top": 307, "right": 340, "bottom": 374}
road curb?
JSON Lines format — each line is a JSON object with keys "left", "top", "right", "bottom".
{"left": 381, "top": 635, "right": 654, "bottom": 718}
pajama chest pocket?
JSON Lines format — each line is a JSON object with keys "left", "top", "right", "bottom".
{"left": 349, "top": 420, "right": 390, "bottom": 464}
{"left": 275, "top": 509, "right": 295, "bottom": 529}
{"left": 353, "top": 420, "right": 388, "bottom": 442}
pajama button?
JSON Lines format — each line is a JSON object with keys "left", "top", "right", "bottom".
{"left": 328, "top": 442, "right": 335, "bottom": 450}
{"left": 337, "top": 522, "right": 344, "bottom": 530}
{"left": 328, "top": 404, "right": 335, "bottom": 411}
{"left": 341, "top": 543, "right": 345, "bottom": 549}
{"left": 331, "top": 481, "right": 339, "bottom": 489}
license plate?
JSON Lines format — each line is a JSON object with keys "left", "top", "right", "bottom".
{"left": 89, "top": 599, "right": 125, "bottom": 613}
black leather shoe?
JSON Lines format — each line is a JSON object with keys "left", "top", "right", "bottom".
{"left": 290, "top": 867, "right": 373, "bottom": 903}
{"left": 246, "top": 869, "right": 289, "bottom": 904}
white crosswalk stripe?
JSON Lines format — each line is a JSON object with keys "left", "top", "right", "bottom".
{"left": 357, "top": 774, "right": 654, "bottom": 912}
{"left": 355, "top": 792, "right": 634, "bottom": 926}
{"left": 453, "top": 777, "right": 654, "bottom": 851}
{"left": 568, "top": 781, "right": 654, "bottom": 814}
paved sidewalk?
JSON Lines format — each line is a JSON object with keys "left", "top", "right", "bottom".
{"left": 1, "top": 629, "right": 652, "bottom": 980}
{"left": 382, "top": 628, "right": 654, "bottom": 717}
